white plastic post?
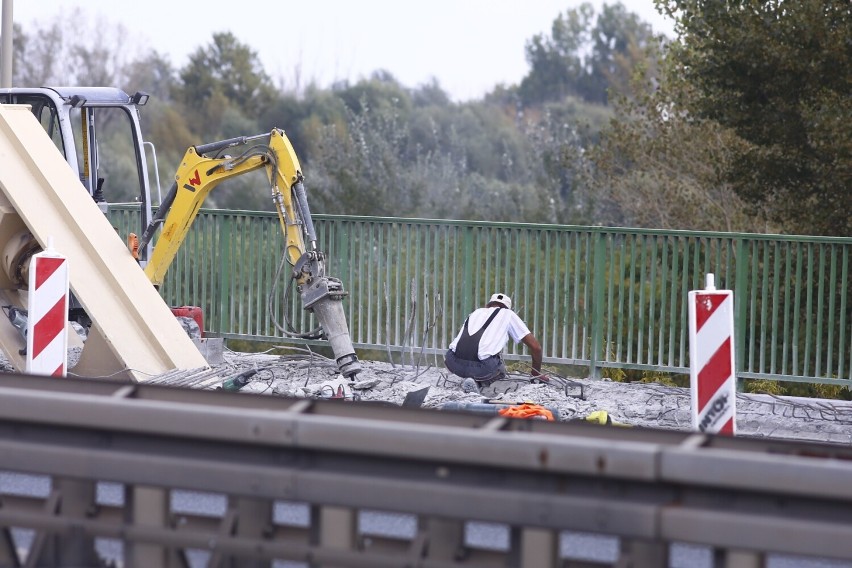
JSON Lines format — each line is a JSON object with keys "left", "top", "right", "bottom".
{"left": 26, "top": 236, "right": 69, "bottom": 376}
{"left": 688, "top": 272, "right": 736, "bottom": 435}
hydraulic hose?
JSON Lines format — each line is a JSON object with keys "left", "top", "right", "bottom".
{"left": 138, "top": 181, "right": 178, "bottom": 251}
{"left": 292, "top": 182, "right": 317, "bottom": 249}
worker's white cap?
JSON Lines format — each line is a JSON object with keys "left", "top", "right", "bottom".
{"left": 488, "top": 293, "right": 512, "bottom": 310}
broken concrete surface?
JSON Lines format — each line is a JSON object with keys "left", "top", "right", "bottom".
{"left": 10, "top": 345, "right": 848, "bottom": 445}
{"left": 147, "top": 348, "right": 852, "bottom": 446}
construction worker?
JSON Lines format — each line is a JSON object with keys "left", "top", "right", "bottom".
{"left": 444, "top": 293, "right": 543, "bottom": 392}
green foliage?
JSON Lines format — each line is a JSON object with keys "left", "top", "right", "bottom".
{"left": 259, "top": 90, "right": 347, "bottom": 153}
{"left": 332, "top": 70, "right": 412, "bottom": 116}
{"left": 602, "top": 366, "right": 627, "bottom": 382}
{"left": 780, "top": 381, "right": 851, "bottom": 401}
{"left": 657, "top": 0, "right": 852, "bottom": 236}
{"left": 638, "top": 371, "right": 681, "bottom": 387}
{"left": 176, "top": 32, "right": 275, "bottom": 138}
{"left": 589, "top": 53, "right": 773, "bottom": 232}
{"left": 811, "top": 384, "right": 848, "bottom": 401}
{"left": 744, "top": 379, "right": 787, "bottom": 396}
{"left": 302, "top": 80, "right": 557, "bottom": 221}
{"left": 520, "top": 2, "right": 658, "bottom": 106}
{"left": 123, "top": 51, "right": 176, "bottom": 102}
{"left": 746, "top": 380, "right": 852, "bottom": 401}
{"left": 13, "top": 4, "right": 849, "bottom": 237}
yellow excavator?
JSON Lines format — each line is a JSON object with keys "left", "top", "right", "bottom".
{"left": 0, "top": 87, "right": 362, "bottom": 378}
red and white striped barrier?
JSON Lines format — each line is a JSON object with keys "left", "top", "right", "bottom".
{"left": 688, "top": 274, "right": 736, "bottom": 435}
{"left": 26, "top": 239, "right": 69, "bottom": 377}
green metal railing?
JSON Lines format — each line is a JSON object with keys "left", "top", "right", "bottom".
{"left": 109, "top": 207, "right": 852, "bottom": 385}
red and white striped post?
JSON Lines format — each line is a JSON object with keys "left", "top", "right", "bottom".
{"left": 26, "top": 237, "right": 69, "bottom": 377}
{"left": 688, "top": 273, "right": 736, "bottom": 435}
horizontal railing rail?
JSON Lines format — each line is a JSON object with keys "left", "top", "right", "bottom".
{"left": 3, "top": 374, "right": 852, "bottom": 567}
{"left": 109, "top": 207, "right": 852, "bottom": 385}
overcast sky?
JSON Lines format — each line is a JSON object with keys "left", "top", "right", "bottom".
{"left": 12, "top": 1, "right": 675, "bottom": 102}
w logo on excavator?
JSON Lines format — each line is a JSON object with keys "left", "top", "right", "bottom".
{"left": 183, "top": 170, "right": 201, "bottom": 192}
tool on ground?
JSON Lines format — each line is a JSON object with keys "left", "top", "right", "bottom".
{"left": 441, "top": 400, "right": 560, "bottom": 421}
{"left": 219, "top": 369, "right": 259, "bottom": 392}
{"left": 585, "top": 410, "right": 630, "bottom": 427}
{"left": 402, "top": 386, "right": 430, "bottom": 408}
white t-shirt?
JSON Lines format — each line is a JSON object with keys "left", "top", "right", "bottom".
{"left": 449, "top": 307, "right": 532, "bottom": 360}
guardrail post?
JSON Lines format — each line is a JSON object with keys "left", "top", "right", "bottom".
{"left": 716, "top": 548, "right": 764, "bottom": 567}
{"left": 210, "top": 497, "right": 272, "bottom": 568}
{"left": 589, "top": 232, "right": 606, "bottom": 379}
{"left": 0, "top": 525, "right": 17, "bottom": 565}
{"left": 620, "top": 538, "right": 669, "bottom": 566}
{"left": 312, "top": 505, "right": 356, "bottom": 568}
{"left": 125, "top": 485, "right": 175, "bottom": 567}
{"left": 420, "top": 517, "right": 464, "bottom": 560}
{"left": 53, "top": 478, "right": 100, "bottom": 567}
{"left": 512, "top": 526, "right": 558, "bottom": 568}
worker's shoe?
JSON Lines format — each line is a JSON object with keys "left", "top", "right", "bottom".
{"left": 461, "top": 378, "right": 479, "bottom": 393}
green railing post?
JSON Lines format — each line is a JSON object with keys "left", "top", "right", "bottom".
{"left": 734, "top": 239, "right": 748, "bottom": 391}
{"left": 218, "top": 215, "right": 233, "bottom": 334}
{"left": 589, "top": 232, "right": 607, "bottom": 380}
{"left": 461, "top": 226, "right": 474, "bottom": 317}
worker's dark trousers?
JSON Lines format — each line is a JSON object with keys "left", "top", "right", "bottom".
{"left": 444, "top": 349, "right": 507, "bottom": 382}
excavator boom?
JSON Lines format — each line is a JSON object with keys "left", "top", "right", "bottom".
{"left": 137, "top": 129, "right": 362, "bottom": 378}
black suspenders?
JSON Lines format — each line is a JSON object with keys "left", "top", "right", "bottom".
{"left": 454, "top": 308, "right": 502, "bottom": 361}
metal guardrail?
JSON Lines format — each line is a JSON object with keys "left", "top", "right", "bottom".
{"left": 2, "top": 374, "right": 852, "bottom": 567}
{"left": 109, "top": 207, "right": 852, "bottom": 385}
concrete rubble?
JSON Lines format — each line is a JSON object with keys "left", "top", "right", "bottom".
{"left": 3, "top": 344, "right": 848, "bottom": 445}
{"left": 151, "top": 347, "right": 852, "bottom": 446}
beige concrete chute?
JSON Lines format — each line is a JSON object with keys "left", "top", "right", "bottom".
{"left": 0, "top": 104, "right": 209, "bottom": 381}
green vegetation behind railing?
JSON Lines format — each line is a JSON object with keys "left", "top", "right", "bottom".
{"left": 109, "top": 207, "right": 851, "bottom": 385}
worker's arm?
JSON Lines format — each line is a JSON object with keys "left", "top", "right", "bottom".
{"left": 521, "top": 333, "right": 543, "bottom": 376}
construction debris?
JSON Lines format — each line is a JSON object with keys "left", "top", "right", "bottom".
{"left": 137, "top": 347, "right": 852, "bottom": 445}
{"left": 7, "top": 344, "right": 850, "bottom": 445}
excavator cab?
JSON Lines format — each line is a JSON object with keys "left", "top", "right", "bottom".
{"left": 0, "top": 87, "right": 156, "bottom": 259}
{"left": 0, "top": 87, "right": 157, "bottom": 330}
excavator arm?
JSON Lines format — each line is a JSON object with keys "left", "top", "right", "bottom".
{"left": 137, "top": 129, "right": 362, "bottom": 378}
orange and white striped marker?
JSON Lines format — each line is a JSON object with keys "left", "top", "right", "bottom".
{"left": 26, "top": 238, "right": 69, "bottom": 377}
{"left": 688, "top": 273, "right": 736, "bottom": 435}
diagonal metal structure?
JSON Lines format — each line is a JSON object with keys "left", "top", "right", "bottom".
{"left": 0, "top": 103, "right": 208, "bottom": 381}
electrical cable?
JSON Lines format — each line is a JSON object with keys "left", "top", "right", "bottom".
{"left": 216, "top": 142, "right": 324, "bottom": 340}
{"left": 267, "top": 248, "right": 323, "bottom": 339}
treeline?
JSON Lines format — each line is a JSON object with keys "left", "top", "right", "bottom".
{"left": 11, "top": 0, "right": 851, "bottom": 236}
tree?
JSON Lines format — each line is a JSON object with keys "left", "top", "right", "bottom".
{"left": 658, "top": 0, "right": 852, "bottom": 236}
{"left": 332, "top": 70, "right": 411, "bottom": 116}
{"left": 520, "top": 3, "right": 594, "bottom": 105}
{"left": 177, "top": 32, "right": 274, "bottom": 129}
{"left": 519, "top": 2, "right": 658, "bottom": 106}
{"left": 587, "top": 3, "right": 661, "bottom": 102}
{"left": 13, "top": 13, "right": 142, "bottom": 88}
{"left": 589, "top": 62, "right": 772, "bottom": 232}
{"left": 12, "top": 22, "right": 66, "bottom": 85}
{"left": 124, "top": 51, "right": 176, "bottom": 102}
